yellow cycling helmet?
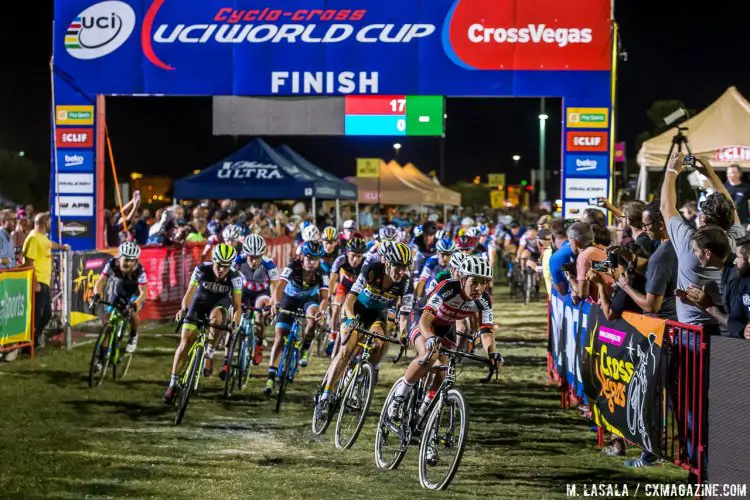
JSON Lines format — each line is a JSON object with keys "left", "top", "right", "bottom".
{"left": 322, "top": 226, "right": 337, "bottom": 242}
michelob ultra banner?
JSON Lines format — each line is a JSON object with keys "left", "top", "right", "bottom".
{"left": 0, "top": 267, "right": 35, "bottom": 348}
{"left": 582, "top": 306, "right": 666, "bottom": 456}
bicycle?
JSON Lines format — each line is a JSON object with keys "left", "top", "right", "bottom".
{"left": 375, "top": 345, "right": 500, "bottom": 490}
{"left": 171, "top": 316, "right": 233, "bottom": 425}
{"left": 273, "top": 308, "right": 308, "bottom": 413}
{"left": 222, "top": 305, "right": 267, "bottom": 399}
{"left": 88, "top": 300, "right": 135, "bottom": 388}
{"left": 332, "top": 320, "right": 402, "bottom": 449}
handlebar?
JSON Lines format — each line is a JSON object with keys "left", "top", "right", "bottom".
{"left": 350, "top": 322, "right": 402, "bottom": 346}
{"left": 278, "top": 308, "right": 314, "bottom": 320}
{"left": 89, "top": 299, "right": 133, "bottom": 315}
{"left": 174, "top": 311, "right": 234, "bottom": 334}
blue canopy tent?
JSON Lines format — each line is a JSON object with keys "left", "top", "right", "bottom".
{"left": 276, "top": 144, "right": 358, "bottom": 227}
{"left": 174, "top": 139, "right": 342, "bottom": 217}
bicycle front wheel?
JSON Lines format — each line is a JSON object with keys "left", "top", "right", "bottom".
{"left": 223, "top": 332, "right": 239, "bottom": 399}
{"left": 88, "top": 324, "right": 114, "bottom": 388}
{"left": 418, "top": 388, "right": 469, "bottom": 490}
{"left": 274, "top": 344, "right": 294, "bottom": 413}
{"left": 335, "top": 362, "right": 375, "bottom": 450}
{"left": 175, "top": 345, "right": 204, "bottom": 426}
{"left": 375, "top": 377, "right": 410, "bottom": 470}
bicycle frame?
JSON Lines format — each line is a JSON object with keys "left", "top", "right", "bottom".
{"left": 182, "top": 328, "right": 208, "bottom": 389}
{"left": 279, "top": 310, "right": 306, "bottom": 382}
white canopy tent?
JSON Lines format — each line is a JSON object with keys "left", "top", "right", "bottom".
{"left": 637, "top": 86, "right": 750, "bottom": 199}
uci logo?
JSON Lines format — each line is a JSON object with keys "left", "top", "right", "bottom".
{"left": 65, "top": 1, "right": 136, "bottom": 60}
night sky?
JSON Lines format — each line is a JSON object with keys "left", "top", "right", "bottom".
{"left": 2, "top": 1, "right": 748, "bottom": 203}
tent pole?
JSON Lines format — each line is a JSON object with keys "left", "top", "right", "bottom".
{"left": 336, "top": 198, "right": 341, "bottom": 229}
{"left": 355, "top": 201, "right": 360, "bottom": 228}
{"left": 312, "top": 197, "right": 317, "bottom": 225}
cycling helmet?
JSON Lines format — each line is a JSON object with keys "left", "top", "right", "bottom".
{"left": 383, "top": 241, "right": 414, "bottom": 267}
{"left": 449, "top": 252, "right": 467, "bottom": 270}
{"left": 466, "top": 226, "right": 481, "bottom": 238}
{"left": 242, "top": 234, "right": 267, "bottom": 256}
{"left": 222, "top": 224, "right": 242, "bottom": 242}
{"left": 396, "top": 229, "right": 409, "bottom": 243}
{"left": 301, "top": 240, "right": 325, "bottom": 258}
{"left": 322, "top": 226, "right": 337, "bottom": 242}
{"left": 343, "top": 219, "right": 357, "bottom": 230}
{"left": 346, "top": 236, "right": 367, "bottom": 254}
{"left": 460, "top": 255, "right": 493, "bottom": 279}
{"left": 436, "top": 237, "right": 457, "bottom": 254}
{"left": 378, "top": 226, "right": 397, "bottom": 242}
{"left": 212, "top": 243, "right": 237, "bottom": 265}
{"left": 413, "top": 225, "right": 423, "bottom": 237}
{"left": 478, "top": 224, "right": 490, "bottom": 236}
{"left": 435, "top": 229, "right": 445, "bottom": 241}
{"left": 302, "top": 224, "right": 320, "bottom": 242}
{"left": 118, "top": 241, "right": 140, "bottom": 259}
{"left": 455, "top": 235, "right": 476, "bottom": 251}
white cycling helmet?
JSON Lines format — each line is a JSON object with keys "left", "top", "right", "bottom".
{"left": 242, "top": 234, "right": 267, "bottom": 256}
{"left": 378, "top": 226, "right": 397, "bottom": 242}
{"left": 119, "top": 241, "right": 140, "bottom": 259}
{"left": 449, "top": 252, "right": 467, "bottom": 270}
{"left": 413, "top": 225, "right": 424, "bottom": 238}
{"left": 343, "top": 219, "right": 357, "bottom": 230}
{"left": 436, "top": 238, "right": 457, "bottom": 254}
{"left": 302, "top": 224, "right": 320, "bottom": 242}
{"left": 460, "top": 255, "right": 493, "bottom": 279}
{"left": 434, "top": 229, "right": 445, "bottom": 241}
{"left": 466, "top": 226, "right": 481, "bottom": 238}
{"left": 222, "top": 224, "right": 242, "bottom": 242}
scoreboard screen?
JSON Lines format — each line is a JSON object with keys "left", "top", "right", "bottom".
{"left": 344, "top": 95, "right": 444, "bottom": 136}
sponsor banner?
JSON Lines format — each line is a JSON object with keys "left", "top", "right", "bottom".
{"left": 564, "top": 201, "right": 606, "bottom": 219}
{"left": 548, "top": 287, "right": 591, "bottom": 399}
{"left": 356, "top": 158, "right": 381, "bottom": 178}
{"left": 566, "top": 107, "right": 608, "bottom": 128}
{"left": 60, "top": 218, "right": 94, "bottom": 238}
{"left": 70, "top": 249, "right": 117, "bottom": 325}
{"left": 56, "top": 173, "right": 94, "bottom": 194}
{"left": 490, "top": 190, "right": 505, "bottom": 209}
{"left": 614, "top": 142, "right": 625, "bottom": 163}
{"left": 56, "top": 195, "right": 94, "bottom": 217}
{"left": 55, "top": 127, "right": 94, "bottom": 148}
{"left": 56, "top": 105, "right": 95, "bottom": 125}
{"left": 0, "top": 267, "right": 34, "bottom": 348}
{"left": 57, "top": 149, "right": 94, "bottom": 172}
{"left": 713, "top": 146, "right": 750, "bottom": 162}
{"left": 583, "top": 307, "right": 666, "bottom": 456}
{"left": 564, "top": 154, "right": 609, "bottom": 177}
{"left": 564, "top": 177, "right": 608, "bottom": 199}
{"left": 487, "top": 173, "right": 506, "bottom": 186}
{"left": 566, "top": 131, "right": 608, "bottom": 152}
{"left": 53, "top": 0, "right": 612, "bottom": 96}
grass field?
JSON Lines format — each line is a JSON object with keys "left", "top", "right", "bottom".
{"left": 0, "top": 297, "right": 686, "bottom": 499}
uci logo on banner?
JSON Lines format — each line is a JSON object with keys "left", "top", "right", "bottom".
{"left": 65, "top": 1, "right": 136, "bottom": 60}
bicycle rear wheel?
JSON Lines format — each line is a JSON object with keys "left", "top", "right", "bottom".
{"left": 175, "top": 345, "right": 204, "bottom": 426}
{"left": 418, "top": 388, "right": 469, "bottom": 490}
{"left": 237, "top": 335, "right": 252, "bottom": 391}
{"left": 335, "top": 362, "right": 375, "bottom": 450}
{"left": 274, "top": 343, "right": 294, "bottom": 413}
{"left": 223, "top": 332, "right": 239, "bottom": 399}
{"left": 88, "top": 325, "right": 114, "bottom": 388}
{"left": 375, "top": 377, "right": 410, "bottom": 470}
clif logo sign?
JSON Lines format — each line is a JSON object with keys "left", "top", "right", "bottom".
{"left": 445, "top": 0, "right": 611, "bottom": 70}
{"left": 566, "top": 131, "right": 608, "bottom": 152}
{"left": 66, "top": 1, "right": 136, "bottom": 60}
{"left": 56, "top": 128, "right": 94, "bottom": 148}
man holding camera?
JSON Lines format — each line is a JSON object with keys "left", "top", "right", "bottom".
{"left": 567, "top": 222, "right": 613, "bottom": 303}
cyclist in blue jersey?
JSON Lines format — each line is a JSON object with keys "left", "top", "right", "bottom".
{"left": 319, "top": 226, "right": 341, "bottom": 274}
{"left": 265, "top": 241, "right": 329, "bottom": 395}
{"left": 163, "top": 244, "right": 243, "bottom": 404}
{"left": 228, "top": 234, "right": 279, "bottom": 369}
{"left": 415, "top": 237, "right": 456, "bottom": 298}
{"left": 294, "top": 224, "right": 321, "bottom": 259}
{"left": 425, "top": 252, "right": 466, "bottom": 296}
{"left": 315, "top": 241, "right": 414, "bottom": 418}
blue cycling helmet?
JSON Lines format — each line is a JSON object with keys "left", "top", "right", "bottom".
{"left": 436, "top": 237, "right": 457, "bottom": 253}
{"left": 301, "top": 240, "right": 325, "bottom": 257}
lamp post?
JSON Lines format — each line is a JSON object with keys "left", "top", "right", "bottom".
{"left": 538, "top": 98, "right": 548, "bottom": 205}
{"left": 393, "top": 142, "right": 402, "bottom": 159}
{"left": 512, "top": 154, "right": 521, "bottom": 169}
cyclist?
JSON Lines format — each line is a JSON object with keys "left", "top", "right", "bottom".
{"left": 517, "top": 225, "right": 541, "bottom": 273}
{"left": 295, "top": 224, "right": 321, "bottom": 258}
{"left": 415, "top": 237, "right": 456, "bottom": 298}
{"left": 466, "top": 227, "right": 489, "bottom": 258}
{"left": 320, "top": 226, "right": 341, "bottom": 274}
{"left": 365, "top": 226, "right": 397, "bottom": 265}
{"left": 339, "top": 219, "right": 357, "bottom": 251}
{"left": 411, "top": 220, "right": 438, "bottom": 279}
{"left": 424, "top": 251, "right": 466, "bottom": 296}
{"left": 226, "top": 234, "right": 279, "bottom": 373}
{"left": 202, "top": 224, "right": 242, "bottom": 258}
{"left": 386, "top": 256, "right": 502, "bottom": 433}
{"left": 327, "top": 236, "right": 367, "bottom": 355}
{"left": 315, "top": 241, "right": 414, "bottom": 417}
{"left": 265, "top": 241, "right": 329, "bottom": 395}
{"left": 163, "top": 244, "right": 243, "bottom": 404}
{"left": 92, "top": 241, "right": 148, "bottom": 354}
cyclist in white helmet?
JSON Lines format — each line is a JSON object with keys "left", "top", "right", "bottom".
{"left": 92, "top": 242, "right": 148, "bottom": 355}
{"left": 202, "top": 223, "right": 243, "bottom": 259}
{"left": 295, "top": 224, "right": 321, "bottom": 258}
{"left": 386, "top": 255, "right": 502, "bottom": 435}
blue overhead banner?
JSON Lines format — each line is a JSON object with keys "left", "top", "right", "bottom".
{"left": 54, "top": 0, "right": 612, "bottom": 97}
{"left": 52, "top": 0, "right": 614, "bottom": 250}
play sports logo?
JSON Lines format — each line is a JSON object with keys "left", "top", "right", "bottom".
{"left": 443, "top": 0, "right": 611, "bottom": 71}
{"left": 66, "top": 0, "right": 136, "bottom": 59}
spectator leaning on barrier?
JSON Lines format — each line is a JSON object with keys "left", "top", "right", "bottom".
{"left": 549, "top": 220, "right": 576, "bottom": 295}
{"left": 661, "top": 152, "right": 745, "bottom": 335}
{"left": 537, "top": 228, "right": 553, "bottom": 295}
{"left": 0, "top": 209, "right": 16, "bottom": 269}
{"left": 568, "top": 222, "right": 613, "bottom": 303}
{"left": 22, "top": 213, "right": 70, "bottom": 348}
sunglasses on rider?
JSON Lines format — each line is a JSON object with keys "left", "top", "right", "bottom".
{"left": 215, "top": 264, "right": 231, "bottom": 271}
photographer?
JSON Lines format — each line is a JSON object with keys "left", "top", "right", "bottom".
{"left": 568, "top": 222, "right": 613, "bottom": 303}
{"left": 586, "top": 245, "right": 645, "bottom": 321}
